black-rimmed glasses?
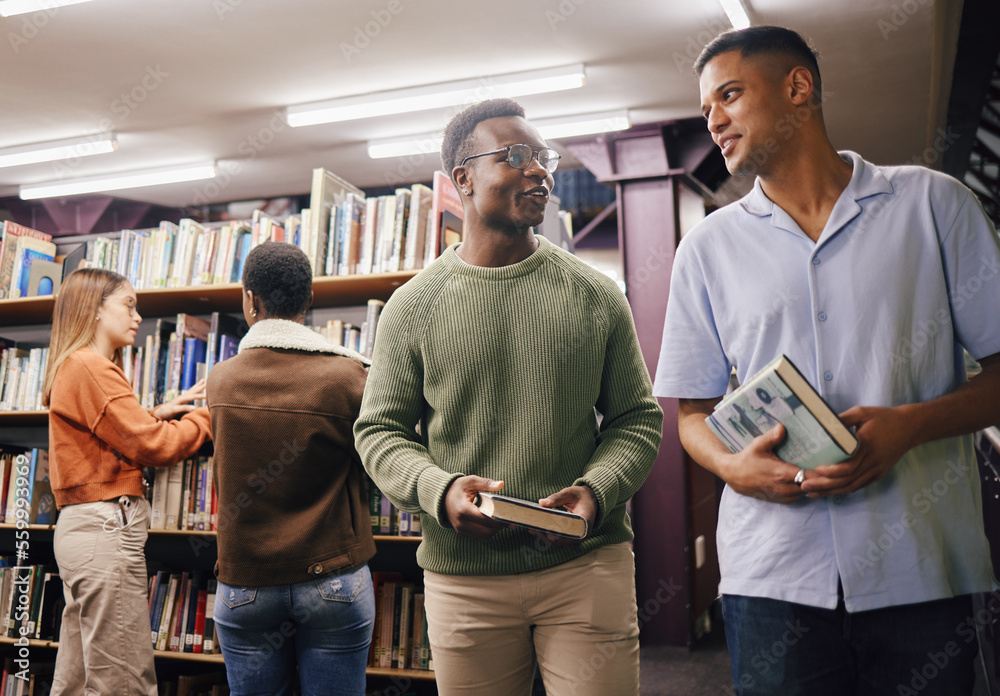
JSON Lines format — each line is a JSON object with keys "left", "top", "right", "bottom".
{"left": 460, "top": 144, "right": 560, "bottom": 174}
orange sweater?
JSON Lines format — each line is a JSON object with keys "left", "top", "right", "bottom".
{"left": 49, "top": 347, "right": 212, "bottom": 509}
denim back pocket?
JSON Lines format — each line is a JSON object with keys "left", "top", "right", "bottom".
{"left": 316, "top": 565, "right": 368, "bottom": 603}
{"left": 219, "top": 583, "right": 257, "bottom": 609}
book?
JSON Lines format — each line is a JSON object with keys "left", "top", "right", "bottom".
{"left": 403, "top": 183, "right": 433, "bottom": 271}
{"left": 705, "top": 354, "right": 859, "bottom": 469}
{"left": 0, "top": 223, "right": 52, "bottom": 300}
{"left": 307, "top": 168, "right": 364, "bottom": 277}
{"left": 426, "top": 171, "right": 463, "bottom": 266}
{"left": 337, "top": 193, "right": 366, "bottom": 276}
{"left": 9, "top": 236, "right": 57, "bottom": 299}
{"left": 475, "top": 492, "right": 589, "bottom": 539}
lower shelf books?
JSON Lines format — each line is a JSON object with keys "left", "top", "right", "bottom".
{"left": 705, "top": 354, "right": 859, "bottom": 469}
{"left": 148, "top": 571, "right": 219, "bottom": 655}
{"left": 370, "top": 573, "right": 432, "bottom": 672}
{"left": 0, "top": 562, "right": 63, "bottom": 642}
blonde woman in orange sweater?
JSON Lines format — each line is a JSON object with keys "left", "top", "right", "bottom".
{"left": 42, "top": 268, "right": 212, "bottom": 696}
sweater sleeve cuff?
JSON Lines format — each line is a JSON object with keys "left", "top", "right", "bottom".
{"left": 417, "top": 466, "right": 463, "bottom": 527}
{"left": 574, "top": 466, "right": 620, "bottom": 531}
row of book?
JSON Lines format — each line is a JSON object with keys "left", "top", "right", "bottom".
{"left": 149, "top": 457, "right": 217, "bottom": 533}
{"left": 76, "top": 168, "right": 465, "bottom": 292}
{"left": 0, "top": 221, "right": 59, "bottom": 301}
{"left": 148, "top": 570, "right": 219, "bottom": 655}
{"left": 0, "top": 449, "right": 54, "bottom": 527}
{"left": 0, "top": 343, "right": 47, "bottom": 413}
{"left": 370, "top": 485, "right": 422, "bottom": 538}
{"left": 0, "top": 561, "right": 62, "bottom": 642}
{"left": 370, "top": 573, "right": 432, "bottom": 672}
{"left": 0, "top": 658, "right": 54, "bottom": 696}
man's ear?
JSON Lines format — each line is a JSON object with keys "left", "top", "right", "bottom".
{"left": 452, "top": 166, "right": 471, "bottom": 196}
{"left": 787, "top": 66, "right": 815, "bottom": 106}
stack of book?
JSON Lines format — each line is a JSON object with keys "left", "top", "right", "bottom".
{"left": 0, "top": 448, "right": 55, "bottom": 526}
{"left": 0, "top": 340, "right": 48, "bottom": 413}
{"left": 147, "top": 570, "right": 219, "bottom": 655}
{"left": 0, "top": 222, "right": 57, "bottom": 300}
{"left": 369, "top": 573, "right": 432, "bottom": 672}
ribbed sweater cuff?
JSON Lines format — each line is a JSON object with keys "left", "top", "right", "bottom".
{"left": 418, "top": 467, "right": 463, "bottom": 527}
{"left": 575, "top": 467, "right": 620, "bottom": 531}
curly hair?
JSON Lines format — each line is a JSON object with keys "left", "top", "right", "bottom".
{"left": 441, "top": 98, "right": 526, "bottom": 184}
{"left": 242, "top": 242, "right": 313, "bottom": 318}
{"left": 695, "top": 26, "right": 822, "bottom": 98}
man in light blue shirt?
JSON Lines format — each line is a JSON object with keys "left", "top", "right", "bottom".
{"left": 654, "top": 26, "right": 1000, "bottom": 695}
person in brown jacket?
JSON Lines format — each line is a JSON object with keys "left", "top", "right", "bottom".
{"left": 206, "top": 242, "right": 376, "bottom": 696}
{"left": 43, "top": 268, "right": 212, "bottom": 696}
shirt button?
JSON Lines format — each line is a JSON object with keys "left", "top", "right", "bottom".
{"left": 832, "top": 495, "right": 845, "bottom": 504}
{"left": 818, "top": 312, "right": 828, "bottom": 322}
{"left": 824, "top": 371, "right": 833, "bottom": 381}
{"left": 812, "top": 257, "right": 821, "bottom": 265}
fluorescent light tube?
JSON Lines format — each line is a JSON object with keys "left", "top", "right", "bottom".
{"left": 719, "top": 0, "right": 752, "bottom": 29}
{"left": 0, "top": 0, "right": 93, "bottom": 17}
{"left": 366, "top": 110, "right": 630, "bottom": 160}
{"left": 0, "top": 133, "right": 116, "bottom": 169}
{"left": 289, "top": 64, "right": 586, "bottom": 127}
{"left": 19, "top": 162, "right": 217, "bottom": 200}
{"left": 535, "top": 111, "right": 630, "bottom": 140}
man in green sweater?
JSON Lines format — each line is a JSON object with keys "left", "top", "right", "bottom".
{"left": 354, "top": 97, "right": 663, "bottom": 696}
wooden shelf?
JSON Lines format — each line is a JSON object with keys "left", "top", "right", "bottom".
{"left": 0, "top": 411, "right": 47, "bottom": 427}
{"left": 0, "top": 525, "right": 420, "bottom": 542}
{"left": 0, "top": 271, "right": 418, "bottom": 326}
{"left": 0, "top": 637, "right": 435, "bottom": 677}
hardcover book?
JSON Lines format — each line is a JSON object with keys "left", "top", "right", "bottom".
{"left": 705, "top": 354, "right": 859, "bottom": 469}
{"left": 475, "top": 492, "right": 589, "bottom": 539}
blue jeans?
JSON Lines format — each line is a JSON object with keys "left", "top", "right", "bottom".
{"left": 722, "top": 593, "right": 977, "bottom": 696}
{"left": 214, "top": 564, "right": 375, "bottom": 696}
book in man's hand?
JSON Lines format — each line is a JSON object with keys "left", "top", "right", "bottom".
{"left": 475, "top": 493, "right": 589, "bottom": 539}
{"left": 706, "top": 354, "right": 859, "bottom": 470}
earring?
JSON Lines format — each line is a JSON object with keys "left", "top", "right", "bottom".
{"left": 250, "top": 308, "right": 257, "bottom": 317}
{"left": 462, "top": 189, "right": 470, "bottom": 195}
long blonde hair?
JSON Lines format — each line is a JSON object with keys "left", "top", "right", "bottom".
{"left": 42, "top": 268, "right": 128, "bottom": 407}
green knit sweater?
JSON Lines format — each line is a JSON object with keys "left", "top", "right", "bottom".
{"left": 354, "top": 235, "right": 663, "bottom": 576}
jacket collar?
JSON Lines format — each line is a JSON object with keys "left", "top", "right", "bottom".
{"left": 238, "top": 318, "right": 371, "bottom": 366}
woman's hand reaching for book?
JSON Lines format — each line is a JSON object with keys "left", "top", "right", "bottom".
{"left": 444, "top": 476, "right": 508, "bottom": 539}
{"left": 152, "top": 379, "right": 207, "bottom": 420}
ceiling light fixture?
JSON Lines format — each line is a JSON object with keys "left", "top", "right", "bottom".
{"left": 719, "top": 0, "right": 752, "bottom": 30}
{"left": 0, "top": 133, "right": 116, "bottom": 169}
{"left": 288, "top": 64, "right": 586, "bottom": 127}
{"left": 0, "top": 0, "right": 94, "bottom": 17}
{"left": 366, "top": 110, "right": 630, "bottom": 160}
{"left": 19, "top": 162, "right": 218, "bottom": 200}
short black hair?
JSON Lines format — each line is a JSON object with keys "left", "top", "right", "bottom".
{"left": 695, "top": 26, "right": 822, "bottom": 98}
{"left": 243, "top": 242, "right": 313, "bottom": 318}
{"left": 441, "top": 98, "right": 526, "bottom": 184}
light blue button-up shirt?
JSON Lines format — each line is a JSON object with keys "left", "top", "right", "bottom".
{"left": 654, "top": 151, "right": 1000, "bottom": 611}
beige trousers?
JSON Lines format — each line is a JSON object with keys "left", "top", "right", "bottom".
{"left": 423, "top": 542, "right": 640, "bottom": 696}
{"left": 51, "top": 496, "right": 156, "bottom": 696}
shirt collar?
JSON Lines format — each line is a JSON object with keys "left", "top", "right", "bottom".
{"left": 738, "top": 150, "right": 895, "bottom": 219}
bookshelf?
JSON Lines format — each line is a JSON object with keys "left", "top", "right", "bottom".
{"left": 0, "top": 270, "right": 436, "bottom": 689}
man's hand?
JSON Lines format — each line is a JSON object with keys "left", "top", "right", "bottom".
{"left": 444, "top": 476, "right": 507, "bottom": 539}
{"left": 802, "top": 405, "right": 916, "bottom": 497}
{"left": 153, "top": 379, "right": 206, "bottom": 420}
{"left": 717, "top": 424, "right": 806, "bottom": 504}
{"left": 537, "top": 485, "right": 598, "bottom": 547}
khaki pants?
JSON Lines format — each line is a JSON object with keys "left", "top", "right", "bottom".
{"left": 51, "top": 496, "right": 156, "bottom": 696}
{"left": 423, "top": 542, "right": 640, "bottom": 696}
